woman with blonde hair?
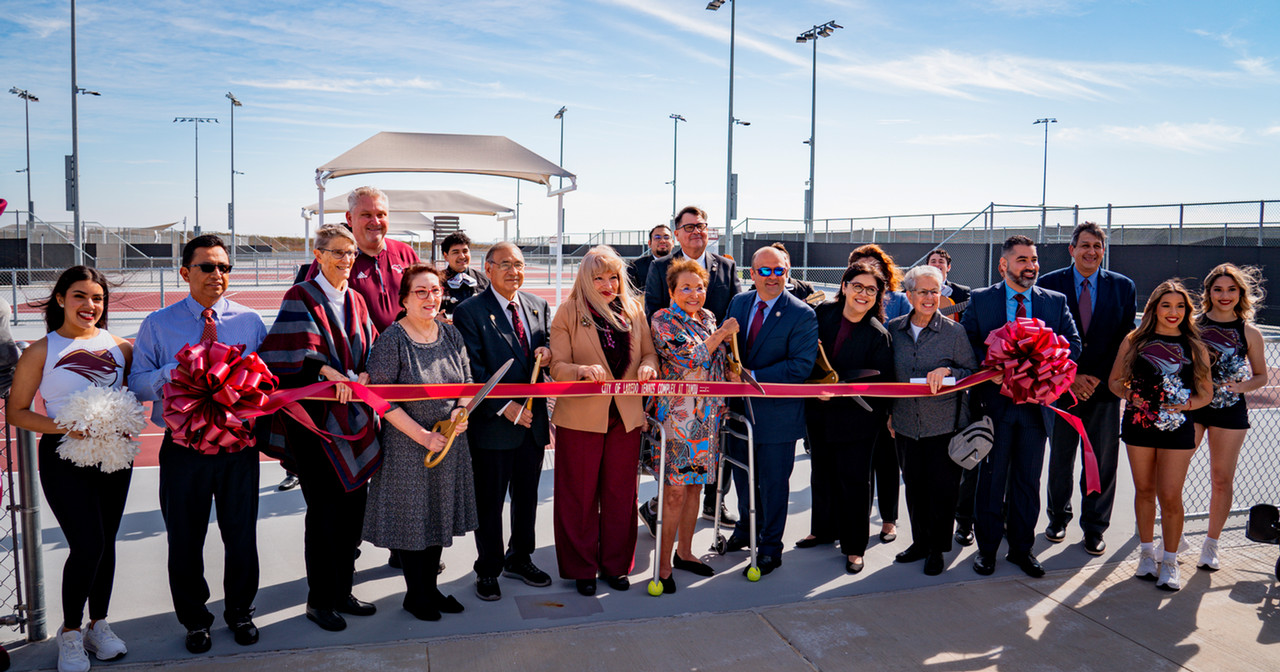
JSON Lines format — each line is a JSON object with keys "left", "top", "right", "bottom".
{"left": 1108, "top": 279, "right": 1213, "bottom": 591}
{"left": 549, "top": 245, "right": 659, "bottom": 596}
{"left": 1189, "top": 264, "right": 1268, "bottom": 570}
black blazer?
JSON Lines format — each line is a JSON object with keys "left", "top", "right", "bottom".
{"left": 627, "top": 253, "right": 656, "bottom": 295}
{"left": 961, "top": 282, "right": 1081, "bottom": 427}
{"left": 727, "top": 290, "right": 818, "bottom": 444}
{"left": 805, "top": 302, "right": 893, "bottom": 444}
{"left": 1039, "top": 266, "right": 1137, "bottom": 402}
{"left": 453, "top": 288, "right": 551, "bottom": 450}
{"left": 645, "top": 248, "right": 740, "bottom": 324}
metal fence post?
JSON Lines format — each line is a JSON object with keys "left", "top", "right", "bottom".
{"left": 10, "top": 270, "right": 17, "bottom": 326}
{"left": 1178, "top": 203, "right": 1184, "bottom": 246}
{"left": 159, "top": 266, "right": 165, "bottom": 308}
{"left": 1261, "top": 200, "right": 1266, "bottom": 247}
{"left": 887, "top": 216, "right": 893, "bottom": 243}
{"left": 14, "top": 400, "right": 47, "bottom": 641}
{"left": 931, "top": 214, "right": 936, "bottom": 243}
{"left": 1105, "top": 204, "right": 1113, "bottom": 269}
{"left": 985, "top": 204, "right": 994, "bottom": 286}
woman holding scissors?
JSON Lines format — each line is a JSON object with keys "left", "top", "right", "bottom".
{"left": 549, "top": 246, "right": 659, "bottom": 596}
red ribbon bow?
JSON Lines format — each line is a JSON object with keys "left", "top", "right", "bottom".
{"left": 162, "top": 342, "right": 279, "bottom": 455}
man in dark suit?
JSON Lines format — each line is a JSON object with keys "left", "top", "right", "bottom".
{"left": 627, "top": 224, "right": 673, "bottom": 293}
{"left": 644, "top": 205, "right": 741, "bottom": 524}
{"left": 723, "top": 245, "right": 819, "bottom": 576}
{"left": 961, "top": 235, "right": 1081, "bottom": 578}
{"left": 453, "top": 242, "right": 554, "bottom": 602}
{"left": 1039, "top": 222, "right": 1136, "bottom": 556}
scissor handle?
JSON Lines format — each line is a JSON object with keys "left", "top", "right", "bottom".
{"left": 524, "top": 353, "right": 544, "bottom": 411}
{"left": 425, "top": 407, "right": 468, "bottom": 468}
{"left": 729, "top": 334, "right": 743, "bottom": 375}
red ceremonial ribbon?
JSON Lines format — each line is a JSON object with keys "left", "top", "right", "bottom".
{"left": 162, "top": 342, "right": 279, "bottom": 455}
{"left": 982, "top": 317, "right": 1100, "bottom": 494}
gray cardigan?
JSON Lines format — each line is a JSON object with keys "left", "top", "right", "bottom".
{"left": 887, "top": 311, "right": 978, "bottom": 440}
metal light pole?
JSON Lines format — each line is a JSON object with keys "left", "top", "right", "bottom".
{"left": 174, "top": 117, "right": 218, "bottom": 237}
{"left": 553, "top": 105, "right": 566, "bottom": 304}
{"left": 9, "top": 87, "right": 37, "bottom": 266}
{"left": 69, "top": 0, "right": 102, "bottom": 265}
{"left": 667, "top": 114, "right": 687, "bottom": 219}
{"left": 706, "top": 0, "right": 737, "bottom": 259}
{"left": 1034, "top": 117, "right": 1057, "bottom": 241}
{"left": 226, "top": 92, "right": 241, "bottom": 262}
{"left": 797, "top": 20, "right": 842, "bottom": 268}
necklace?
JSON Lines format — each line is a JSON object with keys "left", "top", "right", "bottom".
{"left": 401, "top": 318, "right": 438, "bottom": 344}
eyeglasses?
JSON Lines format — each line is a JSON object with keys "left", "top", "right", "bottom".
{"left": 912, "top": 289, "right": 941, "bottom": 297}
{"left": 318, "top": 248, "right": 358, "bottom": 260}
{"left": 845, "top": 282, "right": 878, "bottom": 296}
{"left": 651, "top": 234, "right": 672, "bottom": 241}
{"left": 754, "top": 267, "right": 787, "bottom": 277}
{"left": 188, "top": 263, "right": 232, "bottom": 274}
{"left": 410, "top": 287, "right": 444, "bottom": 299}
{"left": 491, "top": 261, "right": 526, "bottom": 272}
{"left": 677, "top": 286, "right": 707, "bottom": 295}
{"left": 677, "top": 222, "right": 708, "bottom": 233}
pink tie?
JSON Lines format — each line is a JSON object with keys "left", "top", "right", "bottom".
{"left": 1079, "top": 279, "right": 1092, "bottom": 334}
{"left": 746, "top": 301, "right": 767, "bottom": 351}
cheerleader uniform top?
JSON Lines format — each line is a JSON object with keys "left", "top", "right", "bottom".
{"left": 40, "top": 329, "right": 126, "bottom": 419}
{"left": 1120, "top": 332, "right": 1197, "bottom": 450}
{"left": 1189, "top": 316, "right": 1250, "bottom": 430}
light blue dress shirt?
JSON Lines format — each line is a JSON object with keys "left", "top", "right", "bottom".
{"left": 747, "top": 292, "right": 783, "bottom": 333}
{"left": 129, "top": 295, "right": 267, "bottom": 425}
{"left": 1072, "top": 266, "right": 1098, "bottom": 302}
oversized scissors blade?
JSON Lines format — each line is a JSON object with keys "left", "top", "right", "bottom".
{"left": 837, "top": 368, "right": 878, "bottom": 412}
{"left": 464, "top": 358, "right": 515, "bottom": 414}
{"left": 427, "top": 358, "right": 514, "bottom": 468}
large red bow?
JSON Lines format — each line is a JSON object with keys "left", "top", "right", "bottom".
{"left": 162, "top": 342, "right": 278, "bottom": 454}
{"left": 983, "top": 317, "right": 1077, "bottom": 405}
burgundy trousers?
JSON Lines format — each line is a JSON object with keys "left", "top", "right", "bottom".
{"left": 553, "top": 413, "right": 640, "bottom": 579}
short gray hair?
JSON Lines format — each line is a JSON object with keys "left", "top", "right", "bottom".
{"left": 902, "top": 265, "right": 944, "bottom": 292}
{"left": 485, "top": 241, "right": 521, "bottom": 264}
{"left": 347, "top": 186, "right": 388, "bottom": 212}
{"left": 316, "top": 223, "right": 356, "bottom": 250}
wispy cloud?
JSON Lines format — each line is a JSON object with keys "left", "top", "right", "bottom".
{"left": 11, "top": 13, "right": 67, "bottom": 38}
{"left": 1101, "top": 122, "right": 1247, "bottom": 153}
{"left": 980, "top": 0, "right": 1094, "bottom": 17}
{"left": 905, "top": 132, "right": 1000, "bottom": 145}
{"left": 1262, "top": 126, "right": 1280, "bottom": 137}
{"left": 1192, "top": 28, "right": 1246, "bottom": 51}
{"left": 236, "top": 77, "right": 442, "bottom": 94}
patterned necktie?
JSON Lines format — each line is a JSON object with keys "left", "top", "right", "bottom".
{"left": 508, "top": 302, "right": 530, "bottom": 355}
{"left": 200, "top": 308, "right": 217, "bottom": 343}
{"left": 746, "top": 300, "right": 767, "bottom": 351}
{"left": 1079, "top": 279, "right": 1093, "bottom": 334}
{"left": 1014, "top": 294, "right": 1026, "bottom": 320}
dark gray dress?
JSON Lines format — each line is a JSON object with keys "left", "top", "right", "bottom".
{"left": 362, "top": 321, "right": 479, "bottom": 550}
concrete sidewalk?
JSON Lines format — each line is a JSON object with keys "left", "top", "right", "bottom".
{"left": 23, "top": 544, "right": 1278, "bottom": 672}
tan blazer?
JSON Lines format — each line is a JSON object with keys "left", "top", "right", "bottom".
{"left": 549, "top": 296, "right": 658, "bottom": 433}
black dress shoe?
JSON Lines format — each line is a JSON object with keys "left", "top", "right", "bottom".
{"left": 895, "top": 545, "right": 928, "bottom": 564}
{"left": 1084, "top": 534, "right": 1106, "bottom": 556}
{"left": 748, "top": 555, "right": 782, "bottom": 577}
{"left": 923, "top": 552, "right": 945, "bottom": 576}
{"left": 434, "top": 594, "right": 465, "bottom": 614}
{"left": 1006, "top": 552, "right": 1046, "bottom": 578}
{"left": 575, "top": 579, "right": 597, "bottom": 596}
{"left": 1045, "top": 523, "right": 1067, "bottom": 543}
{"left": 305, "top": 606, "right": 347, "bottom": 632}
{"left": 335, "top": 595, "right": 376, "bottom": 616}
{"left": 475, "top": 576, "right": 501, "bottom": 601}
{"left": 276, "top": 473, "right": 299, "bottom": 491}
{"left": 954, "top": 525, "right": 975, "bottom": 547}
{"left": 673, "top": 556, "right": 715, "bottom": 577}
{"left": 388, "top": 550, "right": 403, "bottom": 569}
{"left": 725, "top": 536, "right": 749, "bottom": 553}
{"left": 973, "top": 553, "right": 996, "bottom": 576}
{"left": 602, "top": 574, "right": 631, "bottom": 591}
{"left": 795, "top": 536, "right": 833, "bottom": 549}
{"left": 660, "top": 574, "right": 677, "bottom": 594}
{"left": 403, "top": 600, "right": 441, "bottom": 622}
{"left": 845, "top": 557, "right": 865, "bottom": 574}
{"left": 228, "top": 618, "right": 259, "bottom": 646}
{"left": 879, "top": 530, "right": 898, "bottom": 543}
{"left": 184, "top": 627, "right": 212, "bottom": 654}
{"left": 504, "top": 558, "right": 553, "bottom": 587}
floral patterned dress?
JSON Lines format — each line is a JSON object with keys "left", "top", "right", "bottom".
{"left": 647, "top": 304, "right": 728, "bottom": 485}
{"left": 1121, "top": 333, "right": 1196, "bottom": 450}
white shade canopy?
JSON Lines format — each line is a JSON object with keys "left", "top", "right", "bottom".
{"left": 303, "top": 189, "right": 512, "bottom": 217}
{"left": 315, "top": 132, "right": 575, "bottom": 189}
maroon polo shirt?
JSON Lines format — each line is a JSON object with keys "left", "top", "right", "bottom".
{"left": 305, "top": 238, "right": 420, "bottom": 332}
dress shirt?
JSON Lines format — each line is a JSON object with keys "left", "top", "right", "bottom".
{"left": 750, "top": 292, "right": 783, "bottom": 333}
{"left": 1003, "top": 282, "right": 1033, "bottom": 322}
{"left": 1072, "top": 265, "right": 1098, "bottom": 302}
{"left": 129, "top": 295, "right": 267, "bottom": 425}
{"left": 693, "top": 250, "right": 708, "bottom": 270}
{"left": 313, "top": 271, "right": 347, "bottom": 321}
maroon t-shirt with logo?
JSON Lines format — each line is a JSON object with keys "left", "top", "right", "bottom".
{"left": 305, "top": 238, "right": 420, "bottom": 332}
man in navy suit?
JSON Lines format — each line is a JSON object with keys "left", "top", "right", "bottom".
{"left": 1039, "top": 223, "right": 1136, "bottom": 556}
{"left": 723, "top": 246, "right": 818, "bottom": 576}
{"left": 454, "top": 242, "right": 554, "bottom": 601}
{"left": 961, "top": 235, "right": 1081, "bottom": 577}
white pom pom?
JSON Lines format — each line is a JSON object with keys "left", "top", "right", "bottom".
{"left": 54, "top": 387, "right": 149, "bottom": 473}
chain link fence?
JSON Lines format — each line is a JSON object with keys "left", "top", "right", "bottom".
{"left": 0, "top": 413, "right": 25, "bottom": 637}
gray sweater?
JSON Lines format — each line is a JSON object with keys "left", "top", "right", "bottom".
{"left": 887, "top": 311, "right": 978, "bottom": 439}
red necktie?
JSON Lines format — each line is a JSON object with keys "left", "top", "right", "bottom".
{"left": 200, "top": 308, "right": 217, "bottom": 343}
{"left": 1078, "top": 279, "right": 1092, "bottom": 334}
{"left": 508, "top": 302, "right": 530, "bottom": 356}
{"left": 746, "top": 300, "right": 767, "bottom": 351}
{"left": 1015, "top": 294, "right": 1026, "bottom": 320}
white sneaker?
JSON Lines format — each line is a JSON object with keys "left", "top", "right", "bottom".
{"left": 83, "top": 620, "right": 127, "bottom": 661}
{"left": 1135, "top": 552, "right": 1159, "bottom": 581}
{"left": 1156, "top": 560, "right": 1182, "bottom": 591}
{"left": 1198, "top": 541, "right": 1221, "bottom": 571}
{"left": 57, "top": 629, "right": 91, "bottom": 672}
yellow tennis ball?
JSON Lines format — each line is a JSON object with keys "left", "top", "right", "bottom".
{"left": 647, "top": 580, "right": 663, "bottom": 596}
{"left": 746, "top": 566, "right": 762, "bottom": 582}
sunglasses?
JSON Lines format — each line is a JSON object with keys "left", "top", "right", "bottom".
{"left": 754, "top": 267, "right": 787, "bottom": 277}
{"left": 189, "top": 263, "right": 233, "bottom": 274}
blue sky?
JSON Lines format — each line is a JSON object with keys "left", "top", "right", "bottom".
{"left": 2, "top": 0, "right": 1277, "bottom": 245}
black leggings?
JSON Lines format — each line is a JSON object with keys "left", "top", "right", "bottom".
{"left": 398, "top": 546, "right": 444, "bottom": 608}
{"left": 38, "top": 433, "right": 132, "bottom": 630}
